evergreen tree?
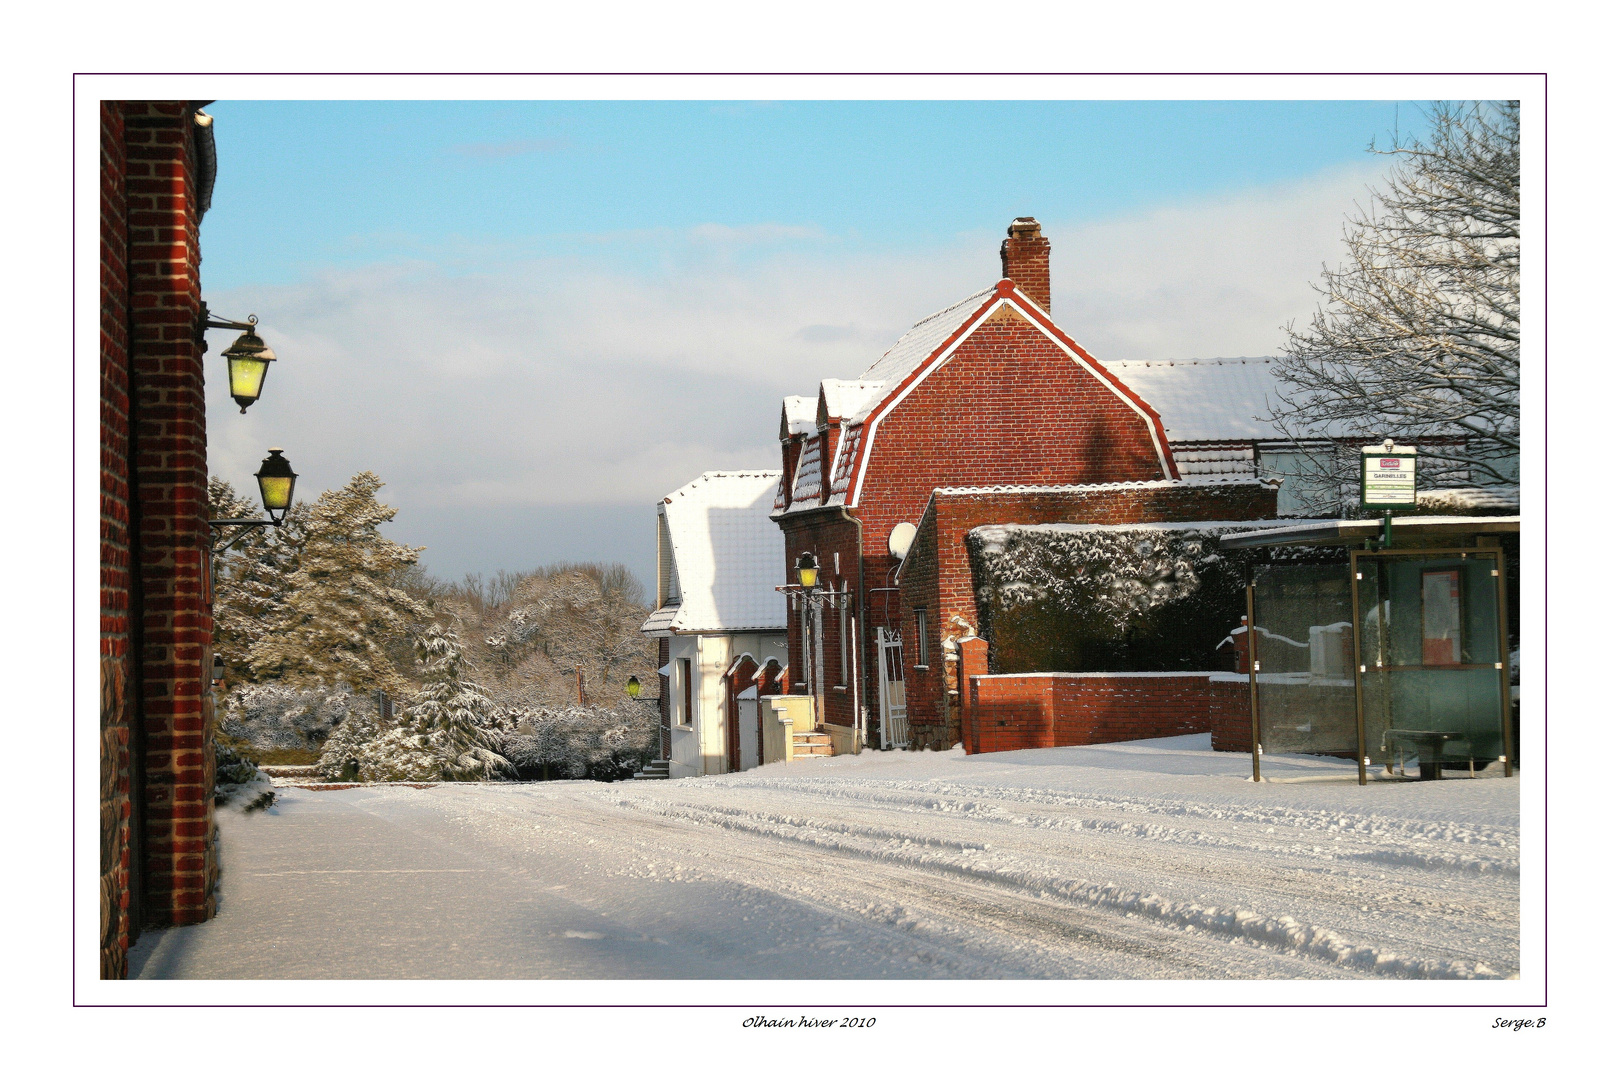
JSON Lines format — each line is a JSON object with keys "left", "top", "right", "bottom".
{"left": 247, "top": 472, "right": 428, "bottom": 696}
{"left": 404, "top": 624, "right": 512, "bottom": 780}
{"left": 209, "top": 477, "right": 308, "bottom": 685}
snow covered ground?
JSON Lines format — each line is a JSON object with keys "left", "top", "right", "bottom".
{"left": 127, "top": 734, "right": 1518, "bottom": 981}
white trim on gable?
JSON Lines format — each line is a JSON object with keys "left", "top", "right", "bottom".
{"left": 849, "top": 291, "right": 1174, "bottom": 505}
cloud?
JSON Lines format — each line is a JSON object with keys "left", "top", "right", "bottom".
{"left": 204, "top": 163, "right": 1383, "bottom": 585}
{"left": 452, "top": 137, "right": 574, "bottom": 160}
{"left": 794, "top": 323, "right": 861, "bottom": 343}
{"left": 1047, "top": 162, "right": 1383, "bottom": 359}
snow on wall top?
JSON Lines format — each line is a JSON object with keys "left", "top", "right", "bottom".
{"left": 971, "top": 519, "right": 1334, "bottom": 540}
{"left": 1099, "top": 358, "right": 1295, "bottom": 442}
{"left": 932, "top": 477, "right": 1271, "bottom": 498}
{"left": 651, "top": 471, "right": 787, "bottom": 634}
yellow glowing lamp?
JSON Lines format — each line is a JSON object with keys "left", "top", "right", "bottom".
{"left": 221, "top": 318, "right": 276, "bottom": 413}
{"left": 254, "top": 448, "right": 298, "bottom": 525}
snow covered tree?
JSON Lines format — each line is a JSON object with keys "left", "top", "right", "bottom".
{"left": 1270, "top": 101, "right": 1520, "bottom": 509}
{"left": 403, "top": 624, "right": 512, "bottom": 780}
{"left": 246, "top": 471, "right": 429, "bottom": 696}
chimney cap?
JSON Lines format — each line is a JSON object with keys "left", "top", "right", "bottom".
{"left": 1007, "top": 217, "right": 1042, "bottom": 238}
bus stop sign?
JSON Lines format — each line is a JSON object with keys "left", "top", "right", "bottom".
{"left": 1360, "top": 442, "right": 1417, "bottom": 513}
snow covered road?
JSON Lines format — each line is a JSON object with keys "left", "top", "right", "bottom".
{"left": 128, "top": 736, "right": 1519, "bottom": 980}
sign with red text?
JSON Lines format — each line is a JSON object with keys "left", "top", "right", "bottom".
{"left": 1360, "top": 443, "right": 1417, "bottom": 512}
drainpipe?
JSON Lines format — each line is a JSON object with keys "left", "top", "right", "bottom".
{"left": 835, "top": 505, "right": 866, "bottom": 749}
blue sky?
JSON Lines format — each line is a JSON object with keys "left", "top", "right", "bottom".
{"left": 199, "top": 99, "right": 1422, "bottom": 594}
{"left": 203, "top": 100, "right": 1411, "bottom": 287}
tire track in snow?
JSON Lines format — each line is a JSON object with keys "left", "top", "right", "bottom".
{"left": 601, "top": 791, "right": 1503, "bottom": 980}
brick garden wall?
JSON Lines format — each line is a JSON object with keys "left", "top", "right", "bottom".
{"left": 100, "top": 101, "right": 217, "bottom": 977}
{"left": 963, "top": 672, "right": 1242, "bottom": 755}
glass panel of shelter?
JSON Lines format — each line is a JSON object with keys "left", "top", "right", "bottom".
{"left": 1250, "top": 563, "right": 1358, "bottom": 765}
{"left": 1250, "top": 549, "right": 1506, "bottom": 783}
{"left": 1354, "top": 551, "right": 1505, "bottom": 778}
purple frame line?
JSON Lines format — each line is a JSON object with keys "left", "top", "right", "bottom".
{"left": 72, "top": 71, "right": 1542, "bottom": 1010}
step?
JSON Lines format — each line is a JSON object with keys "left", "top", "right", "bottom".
{"left": 794, "top": 743, "right": 834, "bottom": 756}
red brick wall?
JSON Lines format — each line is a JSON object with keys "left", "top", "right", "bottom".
{"left": 101, "top": 102, "right": 218, "bottom": 976}
{"left": 965, "top": 673, "right": 1229, "bottom": 755}
{"left": 99, "top": 101, "right": 135, "bottom": 980}
{"left": 854, "top": 314, "right": 1170, "bottom": 571}
{"left": 1209, "top": 676, "right": 1253, "bottom": 753}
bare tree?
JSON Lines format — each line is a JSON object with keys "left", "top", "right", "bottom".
{"left": 445, "top": 562, "right": 656, "bottom": 708}
{"left": 1270, "top": 101, "right": 1520, "bottom": 510}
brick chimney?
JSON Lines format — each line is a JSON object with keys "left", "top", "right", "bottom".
{"left": 999, "top": 216, "right": 1050, "bottom": 312}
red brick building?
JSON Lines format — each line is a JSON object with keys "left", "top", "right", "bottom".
{"left": 772, "top": 218, "right": 1278, "bottom": 751}
{"left": 99, "top": 100, "right": 220, "bottom": 977}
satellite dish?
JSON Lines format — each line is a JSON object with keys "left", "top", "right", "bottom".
{"left": 887, "top": 521, "right": 917, "bottom": 561}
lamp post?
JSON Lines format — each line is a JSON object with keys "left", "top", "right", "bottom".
{"left": 777, "top": 553, "right": 849, "bottom": 732}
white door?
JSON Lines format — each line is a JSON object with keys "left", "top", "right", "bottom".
{"left": 876, "top": 627, "right": 909, "bottom": 749}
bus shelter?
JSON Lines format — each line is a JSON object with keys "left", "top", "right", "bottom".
{"left": 1219, "top": 516, "right": 1518, "bottom": 785}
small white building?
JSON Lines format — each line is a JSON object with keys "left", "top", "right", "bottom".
{"left": 641, "top": 471, "right": 789, "bottom": 778}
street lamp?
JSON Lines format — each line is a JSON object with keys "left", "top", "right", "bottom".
{"left": 202, "top": 305, "right": 277, "bottom": 413}
{"left": 254, "top": 448, "right": 298, "bottom": 525}
{"left": 625, "top": 675, "right": 642, "bottom": 698}
{"left": 796, "top": 552, "right": 820, "bottom": 590}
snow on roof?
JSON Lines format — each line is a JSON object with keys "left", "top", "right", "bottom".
{"left": 820, "top": 379, "right": 888, "bottom": 423}
{"left": 787, "top": 436, "right": 823, "bottom": 512}
{"left": 1100, "top": 358, "right": 1299, "bottom": 442}
{"left": 826, "top": 423, "right": 862, "bottom": 503}
{"left": 1174, "top": 445, "right": 1255, "bottom": 480}
{"left": 648, "top": 471, "right": 786, "bottom": 634}
{"left": 860, "top": 286, "right": 996, "bottom": 397}
{"left": 1417, "top": 486, "right": 1520, "bottom": 512}
{"left": 779, "top": 396, "right": 818, "bottom": 439}
{"left": 640, "top": 603, "right": 679, "bottom": 633}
